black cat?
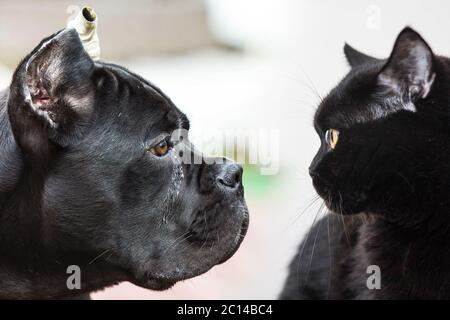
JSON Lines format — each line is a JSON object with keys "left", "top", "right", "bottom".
{"left": 280, "top": 27, "right": 450, "bottom": 299}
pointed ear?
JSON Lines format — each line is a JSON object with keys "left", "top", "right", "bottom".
{"left": 378, "top": 27, "right": 435, "bottom": 101}
{"left": 8, "top": 29, "right": 95, "bottom": 155}
{"left": 344, "top": 43, "right": 381, "bottom": 68}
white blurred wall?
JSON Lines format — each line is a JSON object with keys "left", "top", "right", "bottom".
{"left": 0, "top": 65, "right": 10, "bottom": 89}
{"left": 207, "top": 0, "right": 450, "bottom": 92}
{"left": 202, "top": 0, "right": 450, "bottom": 178}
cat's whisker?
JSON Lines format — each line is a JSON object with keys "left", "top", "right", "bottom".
{"left": 288, "top": 194, "right": 321, "bottom": 227}
{"left": 288, "top": 97, "right": 320, "bottom": 111}
{"left": 295, "top": 200, "right": 326, "bottom": 288}
{"left": 338, "top": 191, "right": 351, "bottom": 247}
{"left": 282, "top": 193, "right": 322, "bottom": 233}
{"left": 271, "top": 63, "right": 324, "bottom": 112}
{"left": 287, "top": 63, "right": 324, "bottom": 104}
{"left": 326, "top": 209, "right": 332, "bottom": 300}
{"left": 394, "top": 170, "right": 415, "bottom": 195}
{"left": 305, "top": 203, "right": 329, "bottom": 282}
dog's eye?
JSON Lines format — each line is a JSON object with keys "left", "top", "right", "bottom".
{"left": 150, "top": 138, "right": 171, "bottom": 157}
{"left": 325, "top": 129, "right": 339, "bottom": 150}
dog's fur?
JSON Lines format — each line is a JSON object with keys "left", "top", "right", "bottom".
{"left": 0, "top": 29, "right": 248, "bottom": 299}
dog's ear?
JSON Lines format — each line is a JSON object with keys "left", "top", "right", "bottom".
{"left": 8, "top": 29, "right": 95, "bottom": 157}
{"left": 378, "top": 27, "right": 435, "bottom": 101}
{"left": 344, "top": 43, "right": 381, "bottom": 68}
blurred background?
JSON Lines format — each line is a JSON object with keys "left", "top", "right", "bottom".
{"left": 1, "top": 0, "right": 449, "bottom": 299}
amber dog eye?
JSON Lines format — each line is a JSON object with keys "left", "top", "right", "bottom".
{"left": 150, "top": 139, "right": 170, "bottom": 157}
{"left": 325, "top": 129, "right": 339, "bottom": 150}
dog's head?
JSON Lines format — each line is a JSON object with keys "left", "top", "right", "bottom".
{"left": 6, "top": 29, "right": 248, "bottom": 292}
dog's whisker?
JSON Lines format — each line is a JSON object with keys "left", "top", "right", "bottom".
{"left": 89, "top": 249, "right": 111, "bottom": 265}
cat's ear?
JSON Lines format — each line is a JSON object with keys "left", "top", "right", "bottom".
{"left": 8, "top": 29, "right": 95, "bottom": 156}
{"left": 344, "top": 43, "right": 381, "bottom": 68}
{"left": 378, "top": 27, "right": 435, "bottom": 101}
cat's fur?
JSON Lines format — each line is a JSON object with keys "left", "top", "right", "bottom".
{"left": 281, "top": 27, "right": 450, "bottom": 299}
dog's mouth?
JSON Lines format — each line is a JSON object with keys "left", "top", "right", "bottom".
{"left": 140, "top": 222, "right": 248, "bottom": 291}
{"left": 131, "top": 201, "right": 249, "bottom": 291}
{"left": 187, "top": 200, "right": 248, "bottom": 243}
{"left": 217, "top": 209, "right": 249, "bottom": 264}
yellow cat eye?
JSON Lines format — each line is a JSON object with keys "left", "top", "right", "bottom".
{"left": 150, "top": 139, "right": 170, "bottom": 157}
{"left": 325, "top": 129, "right": 339, "bottom": 150}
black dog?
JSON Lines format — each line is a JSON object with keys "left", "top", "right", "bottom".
{"left": 0, "top": 29, "right": 249, "bottom": 299}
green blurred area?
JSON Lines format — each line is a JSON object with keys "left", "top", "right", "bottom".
{"left": 242, "top": 164, "right": 280, "bottom": 200}
{"left": 210, "top": 146, "right": 280, "bottom": 200}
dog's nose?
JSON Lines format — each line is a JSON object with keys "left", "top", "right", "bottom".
{"left": 217, "top": 162, "right": 243, "bottom": 190}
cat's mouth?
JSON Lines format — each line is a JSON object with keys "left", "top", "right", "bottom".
{"left": 324, "top": 195, "right": 368, "bottom": 215}
{"left": 313, "top": 180, "right": 368, "bottom": 215}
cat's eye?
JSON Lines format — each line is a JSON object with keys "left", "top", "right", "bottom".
{"left": 149, "top": 138, "right": 171, "bottom": 157}
{"left": 325, "top": 129, "right": 339, "bottom": 150}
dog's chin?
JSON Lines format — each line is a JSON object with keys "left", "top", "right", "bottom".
{"left": 132, "top": 207, "right": 249, "bottom": 292}
{"left": 136, "top": 277, "right": 177, "bottom": 291}
{"left": 218, "top": 211, "right": 249, "bottom": 265}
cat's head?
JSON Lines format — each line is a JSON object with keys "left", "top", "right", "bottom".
{"left": 310, "top": 27, "right": 448, "bottom": 224}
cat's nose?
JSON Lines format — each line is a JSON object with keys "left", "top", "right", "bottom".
{"left": 309, "top": 154, "right": 321, "bottom": 179}
{"left": 309, "top": 166, "right": 318, "bottom": 179}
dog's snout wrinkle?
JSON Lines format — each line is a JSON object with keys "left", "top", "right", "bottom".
{"left": 217, "top": 163, "right": 243, "bottom": 190}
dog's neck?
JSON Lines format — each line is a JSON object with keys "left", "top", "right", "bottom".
{"left": 0, "top": 87, "right": 23, "bottom": 196}
{"left": 0, "top": 87, "right": 33, "bottom": 245}
{"left": 0, "top": 88, "right": 128, "bottom": 298}
{"left": 0, "top": 257, "right": 126, "bottom": 299}
{"left": 0, "top": 87, "right": 60, "bottom": 252}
